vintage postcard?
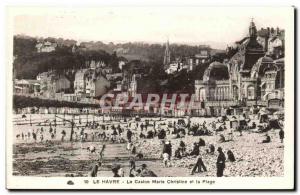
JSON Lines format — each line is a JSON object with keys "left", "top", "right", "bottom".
{"left": 6, "top": 6, "right": 295, "bottom": 190}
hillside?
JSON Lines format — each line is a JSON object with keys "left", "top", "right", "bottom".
{"left": 13, "top": 36, "right": 120, "bottom": 79}
{"left": 13, "top": 35, "right": 228, "bottom": 94}
{"left": 13, "top": 35, "right": 226, "bottom": 78}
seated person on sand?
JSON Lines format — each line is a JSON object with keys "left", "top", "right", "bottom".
{"left": 136, "top": 152, "right": 144, "bottom": 159}
{"left": 139, "top": 132, "right": 146, "bottom": 139}
{"left": 179, "top": 140, "right": 186, "bottom": 153}
{"left": 174, "top": 148, "right": 182, "bottom": 159}
{"left": 189, "top": 124, "right": 199, "bottom": 135}
{"left": 158, "top": 129, "right": 166, "bottom": 139}
{"left": 189, "top": 143, "right": 200, "bottom": 156}
{"left": 206, "top": 144, "right": 215, "bottom": 154}
{"left": 217, "top": 134, "right": 226, "bottom": 143}
{"left": 216, "top": 126, "right": 224, "bottom": 132}
{"left": 119, "top": 166, "right": 125, "bottom": 177}
{"left": 129, "top": 167, "right": 138, "bottom": 177}
{"left": 178, "top": 130, "right": 185, "bottom": 138}
{"left": 192, "top": 125, "right": 203, "bottom": 136}
{"left": 131, "top": 169, "right": 142, "bottom": 177}
{"left": 139, "top": 164, "right": 157, "bottom": 177}
{"left": 193, "top": 129, "right": 201, "bottom": 136}
{"left": 198, "top": 138, "right": 206, "bottom": 146}
{"left": 131, "top": 145, "right": 137, "bottom": 155}
{"left": 252, "top": 122, "right": 257, "bottom": 129}
{"left": 227, "top": 150, "right": 236, "bottom": 162}
{"left": 200, "top": 128, "right": 210, "bottom": 136}
{"left": 262, "top": 134, "right": 271, "bottom": 143}
{"left": 146, "top": 130, "right": 154, "bottom": 139}
{"left": 111, "top": 164, "right": 122, "bottom": 177}
{"left": 87, "top": 145, "right": 96, "bottom": 153}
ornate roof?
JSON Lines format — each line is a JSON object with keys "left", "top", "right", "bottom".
{"left": 251, "top": 56, "right": 275, "bottom": 78}
{"left": 203, "top": 61, "right": 229, "bottom": 82}
{"left": 257, "top": 56, "right": 273, "bottom": 64}
{"left": 228, "top": 20, "right": 265, "bottom": 72}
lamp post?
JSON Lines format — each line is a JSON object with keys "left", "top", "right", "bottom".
{"left": 63, "top": 110, "right": 66, "bottom": 126}
{"left": 70, "top": 114, "right": 75, "bottom": 141}
{"left": 92, "top": 111, "right": 95, "bottom": 129}
{"left": 86, "top": 110, "right": 89, "bottom": 125}
{"left": 30, "top": 113, "right": 32, "bottom": 126}
{"left": 54, "top": 113, "right": 57, "bottom": 128}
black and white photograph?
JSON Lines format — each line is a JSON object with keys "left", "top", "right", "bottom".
{"left": 5, "top": 6, "right": 295, "bottom": 190}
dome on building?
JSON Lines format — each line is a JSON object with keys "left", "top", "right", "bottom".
{"left": 203, "top": 61, "right": 229, "bottom": 82}
{"left": 257, "top": 56, "right": 273, "bottom": 64}
{"left": 251, "top": 56, "right": 275, "bottom": 78}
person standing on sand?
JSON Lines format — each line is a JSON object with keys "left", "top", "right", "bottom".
{"left": 111, "top": 158, "right": 122, "bottom": 177}
{"left": 216, "top": 147, "right": 226, "bottom": 177}
{"left": 163, "top": 141, "right": 172, "bottom": 160}
{"left": 129, "top": 156, "right": 136, "bottom": 170}
{"left": 98, "top": 144, "right": 106, "bottom": 159}
{"left": 212, "top": 121, "right": 217, "bottom": 135}
{"left": 162, "top": 152, "right": 170, "bottom": 167}
{"left": 91, "top": 132, "right": 95, "bottom": 142}
{"left": 179, "top": 140, "right": 186, "bottom": 154}
{"left": 32, "top": 131, "right": 36, "bottom": 142}
{"left": 127, "top": 129, "right": 133, "bottom": 143}
{"left": 279, "top": 129, "right": 284, "bottom": 143}
{"left": 61, "top": 130, "right": 66, "bottom": 142}
{"left": 112, "top": 129, "right": 118, "bottom": 142}
{"left": 227, "top": 150, "right": 236, "bottom": 162}
{"left": 191, "top": 154, "right": 207, "bottom": 175}
{"left": 40, "top": 134, "right": 44, "bottom": 142}
{"left": 89, "top": 161, "right": 102, "bottom": 177}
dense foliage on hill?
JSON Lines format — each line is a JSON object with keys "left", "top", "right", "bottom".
{"left": 13, "top": 36, "right": 120, "bottom": 79}
{"left": 13, "top": 35, "right": 227, "bottom": 94}
{"left": 13, "top": 35, "right": 223, "bottom": 77}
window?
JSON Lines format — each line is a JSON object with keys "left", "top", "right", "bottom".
{"left": 248, "top": 90, "right": 253, "bottom": 98}
{"left": 247, "top": 86, "right": 255, "bottom": 100}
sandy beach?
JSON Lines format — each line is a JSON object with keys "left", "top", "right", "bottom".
{"left": 12, "top": 114, "right": 284, "bottom": 177}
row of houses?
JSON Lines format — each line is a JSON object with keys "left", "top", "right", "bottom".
{"left": 164, "top": 41, "right": 211, "bottom": 74}
{"left": 36, "top": 41, "right": 57, "bottom": 53}
{"left": 14, "top": 64, "right": 112, "bottom": 104}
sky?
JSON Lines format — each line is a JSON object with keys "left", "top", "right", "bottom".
{"left": 10, "top": 7, "right": 291, "bottom": 49}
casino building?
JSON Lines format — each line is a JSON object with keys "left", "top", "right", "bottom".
{"left": 194, "top": 20, "right": 284, "bottom": 109}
